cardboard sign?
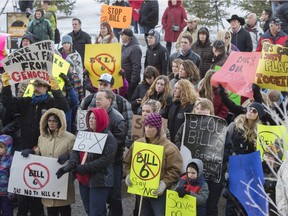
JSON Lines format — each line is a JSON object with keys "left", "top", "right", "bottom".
{"left": 211, "top": 52, "right": 261, "bottom": 98}
{"left": 229, "top": 151, "right": 268, "bottom": 216}
{"left": 7, "top": 12, "right": 29, "bottom": 37}
{"left": 256, "top": 124, "right": 287, "bottom": 160}
{"left": 101, "top": 5, "right": 132, "bottom": 28}
{"left": 165, "top": 190, "right": 196, "bottom": 216}
{"left": 128, "top": 142, "right": 164, "bottom": 198}
{"left": 181, "top": 114, "right": 227, "bottom": 183}
{"left": 255, "top": 43, "right": 288, "bottom": 91}
{"left": 84, "top": 43, "right": 123, "bottom": 89}
{"left": 1, "top": 40, "right": 55, "bottom": 84}
{"left": 0, "top": 33, "right": 10, "bottom": 67}
{"left": 131, "top": 115, "right": 168, "bottom": 141}
{"left": 8, "top": 151, "right": 68, "bottom": 200}
{"left": 73, "top": 131, "right": 108, "bottom": 154}
{"left": 77, "top": 110, "right": 88, "bottom": 131}
{"left": 52, "top": 54, "right": 70, "bottom": 90}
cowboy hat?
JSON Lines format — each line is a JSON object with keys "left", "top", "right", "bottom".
{"left": 227, "top": 14, "right": 245, "bottom": 26}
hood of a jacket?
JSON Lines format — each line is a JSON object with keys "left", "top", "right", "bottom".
{"left": 196, "top": 27, "right": 210, "bottom": 47}
{"left": 86, "top": 108, "right": 109, "bottom": 133}
{"left": 39, "top": 108, "right": 67, "bottom": 137}
{"left": 148, "top": 30, "right": 160, "bottom": 49}
{"left": 168, "top": 0, "right": 182, "bottom": 7}
{"left": 185, "top": 158, "right": 204, "bottom": 177}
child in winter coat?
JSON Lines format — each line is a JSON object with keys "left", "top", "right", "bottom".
{"left": 0, "top": 134, "right": 14, "bottom": 216}
{"left": 175, "top": 158, "right": 209, "bottom": 216}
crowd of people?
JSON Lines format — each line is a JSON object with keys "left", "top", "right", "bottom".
{"left": 0, "top": 0, "right": 288, "bottom": 216}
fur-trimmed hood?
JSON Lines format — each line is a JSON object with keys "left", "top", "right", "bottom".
{"left": 39, "top": 108, "right": 67, "bottom": 137}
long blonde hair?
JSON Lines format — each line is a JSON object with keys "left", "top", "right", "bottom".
{"left": 198, "top": 69, "right": 216, "bottom": 101}
{"left": 216, "top": 30, "right": 232, "bottom": 54}
{"left": 174, "top": 79, "right": 199, "bottom": 107}
{"left": 234, "top": 114, "right": 259, "bottom": 143}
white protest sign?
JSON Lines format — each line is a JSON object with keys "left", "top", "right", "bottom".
{"left": 8, "top": 151, "right": 68, "bottom": 200}
{"left": 1, "top": 40, "right": 54, "bottom": 84}
{"left": 77, "top": 110, "right": 88, "bottom": 131}
{"left": 73, "top": 131, "right": 108, "bottom": 154}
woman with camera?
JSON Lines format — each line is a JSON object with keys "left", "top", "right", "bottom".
{"left": 162, "top": 0, "right": 187, "bottom": 54}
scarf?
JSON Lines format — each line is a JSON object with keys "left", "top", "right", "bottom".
{"left": 31, "top": 94, "right": 49, "bottom": 105}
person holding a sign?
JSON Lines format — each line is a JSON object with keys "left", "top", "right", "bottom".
{"left": 35, "top": 108, "right": 75, "bottom": 215}
{"left": 124, "top": 112, "right": 182, "bottom": 216}
{"left": 57, "top": 108, "right": 117, "bottom": 216}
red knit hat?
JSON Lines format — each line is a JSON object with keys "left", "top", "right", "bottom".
{"left": 86, "top": 108, "right": 109, "bottom": 132}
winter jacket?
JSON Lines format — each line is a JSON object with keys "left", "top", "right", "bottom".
{"left": 212, "top": 88, "right": 229, "bottom": 120}
{"left": 210, "top": 53, "right": 228, "bottom": 70}
{"left": 163, "top": 99, "right": 194, "bottom": 143}
{"left": 169, "top": 49, "right": 202, "bottom": 74}
{"left": 162, "top": 0, "right": 187, "bottom": 43}
{"left": 2, "top": 86, "right": 68, "bottom": 150}
{"left": 0, "top": 134, "right": 13, "bottom": 196}
{"left": 44, "top": 5, "right": 58, "bottom": 32}
{"left": 191, "top": 31, "right": 213, "bottom": 78}
{"left": 145, "top": 30, "right": 169, "bottom": 75}
{"left": 262, "top": 20, "right": 270, "bottom": 33}
{"left": 139, "top": 0, "right": 159, "bottom": 32}
{"left": 256, "top": 29, "right": 288, "bottom": 51}
{"left": 28, "top": 16, "right": 54, "bottom": 41}
{"left": 121, "top": 36, "right": 142, "bottom": 89}
{"left": 276, "top": 158, "right": 288, "bottom": 216}
{"left": 106, "top": 107, "right": 127, "bottom": 165}
{"left": 124, "top": 131, "right": 182, "bottom": 188}
{"left": 176, "top": 26, "right": 200, "bottom": 50}
{"left": 230, "top": 27, "right": 253, "bottom": 52}
{"left": 64, "top": 87, "right": 78, "bottom": 133}
{"left": 36, "top": 108, "right": 75, "bottom": 207}
{"left": 175, "top": 158, "right": 209, "bottom": 216}
{"left": 95, "top": 35, "right": 118, "bottom": 44}
{"left": 275, "top": 2, "right": 288, "bottom": 34}
{"left": 130, "top": 83, "right": 150, "bottom": 114}
{"left": 243, "top": 24, "right": 264, "bottom": 51}
{"left": 68, "top": 29, "right": 92, "bottom": 63}
{"left": 128, "top": 0, "right": 143, "bottom": 22}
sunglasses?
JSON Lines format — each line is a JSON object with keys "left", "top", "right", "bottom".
{"left": 247, "top": 107, "right": 258, "bottom": 114}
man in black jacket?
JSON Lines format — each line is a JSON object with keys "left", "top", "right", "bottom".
{"left": 95, "top": 90, "right": 127, "bottom": 216}
{"left": 139, "top": 0, "right": 159, "bottom": 38}
{"left": 145, "top": 29, "right": 169, "bottom": 76}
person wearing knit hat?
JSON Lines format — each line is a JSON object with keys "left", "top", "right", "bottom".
{"left": 56, "top": 107, "right": 117, "bottom": 215}
{"left": 124, "top": 112, "right": 182, "bottom": 216}
{"left": 62, "top": 35, "right": 73, "bottom": 45}
{"left": 247, "top": 102, "right": 265, "bottom": 119}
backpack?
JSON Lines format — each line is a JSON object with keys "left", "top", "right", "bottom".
{"left": 50, "top": 11, "right": 60, "bottom": 44}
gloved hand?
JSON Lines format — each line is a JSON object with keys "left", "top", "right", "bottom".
{"left": 57, "top": 153, "right": 70, "bottom": 165}
{"left": 74, "top": 165, "right": 86, "bottom": 175}
{"left": 153, "top": 180, "right": 167, "bottom": 196}
{"left": 59, "top": 73, "right": 73, "bottom": 90}
{"left": 56, "top": 162, "right": 77, "bottom": 179}
{"left": 176, "top": 186, "right": 189, "bottom": 198}
{"left": 2, "top": 49, "right": 8, "bottom": 57}
{"left": 21, "top": 149, "right": 35, "bottom": 157}
{"left": 125, "top": 174, "right": 132, "bottom": 187}
{"left": 252, "top": 83, "right": 260, "bottom": 93}
{"left": 50, "top": 76, "right": 60, "bottom": 90}
{"left": 1, "top": 72, "right": 11, "bottom": 87}
{"left": 119, "top": 69, "right": 126, "bottom": 78}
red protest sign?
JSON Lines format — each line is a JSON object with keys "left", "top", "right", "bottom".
{"left": 211, "top": 52, "right": 261, "bottom": 98}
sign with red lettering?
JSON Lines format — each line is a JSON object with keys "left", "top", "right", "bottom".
{"left": 1, "top": 40, "right": 54, "bottom": 84}
{"left": 8, "top": 152, "right": 68, "bottom": 200}
{"left": 211, "top": 52, "right": 261, "bottom": 98}
{"left": 255, "top": 43, "right": 288, "bottom": 91}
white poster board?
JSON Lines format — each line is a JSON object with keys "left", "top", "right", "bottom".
{"left": 8, "top": 151, "right": 68, "bottom": 200}
{"left": 77, "top": 110, "right": 88, "bottom": 131}
{"left": 73, "top": 131, "right": 108, "bottom": 154}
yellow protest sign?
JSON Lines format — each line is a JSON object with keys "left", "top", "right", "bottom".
{"left": 255, "top": 43, "right": 288, "bottom": 91}
{"left": 257, "top": 124, "right": 287, "bottom": 160}
{"left": 52, "top": 54, "right": 69, "bottom": 90}
{"left": 84, "top": 43, "right": 123, "bottom": 89}
{"left": 166, "top": 190, "right": 196, "bottom": 216}
{"left": 128, "top": 142, "right": 164, "bottom": 198}
{"left": 101, "top": 5, "right": 132, "bottom": 28}
{"left": 22, "top": 82, "right": 34, "bottom": 97}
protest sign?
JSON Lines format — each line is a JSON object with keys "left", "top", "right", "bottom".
{"left": 101, "top": 5, "right": 132, "bottom": 28}
{"left": 7, "top": 12, "right": 28, "bottom": 37}
{"left": 52, "top": 54, "right": 69, "bottom": 90}
{"left": 73, "top": 131, "right": 108, "bottom": 154}
{"left": 84, "top": 43, "right": 123, "bottom": 89}
{"left": 131, "top": 115, "right": 168, "bottom": 141}
{"left": 257, "top": 124, "right": 287, "bottom": 160}
{"left": 1, "top": 40, "right": 55, "bottom": 84}
{"left": 255, "top": 43, "right": 288, "bottom": 91}
{"left": 182, "top": 114, "right": 227, "bottom": 183}
{"left": 77, "top": 110, "right": 88, "bottom": 131}
{"left": 8, "top": 151, "right": 68, "bottom": 200}
{"left": 165, "top": 190, "right": 196, "bottom": 216}
{"left": 229, "top": 151, "right": 268, "bottom": 216}
{"left": 128, "top": 142, "right": 164, "bottom": 198}
{"left": 211, "top": 51, "right": 261, "bottom": 98}
{"left": 0, "top": 33, "right": 10, "bottom": 67}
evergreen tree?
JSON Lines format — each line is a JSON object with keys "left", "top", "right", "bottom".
{"left": 34, "top": 0, "right": 76, "bottom": 16}
{"left": 233, "top": 0, "right": 271, "bottom": 16}
{"left": 182, "top": 0, "right": 232, "bottom": 29}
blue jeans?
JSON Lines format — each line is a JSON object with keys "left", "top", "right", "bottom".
{"left": 108, "top": 164, "right": 123, "bottom": 216}
{"left": 141, "top": 191, "right": 166, "bottom": 216}
{"left": 134, "top": 22, "right": 144, "bottom": 34}
{"left": 113, "top": 28, "right": 122, "bottom": 41}
{"left": 0, "top": 196, "right": 13, "bottom": 216}
{"left": 79, "top": 184, "right": 111, "bottom": 216}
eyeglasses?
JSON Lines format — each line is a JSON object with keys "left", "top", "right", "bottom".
{"left": 247, "top": 107, "right": 258, "bottom": 114}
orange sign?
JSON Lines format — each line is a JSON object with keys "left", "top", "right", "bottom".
{"left": 101, "top": 5, "right": 132, "bottom": 28}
